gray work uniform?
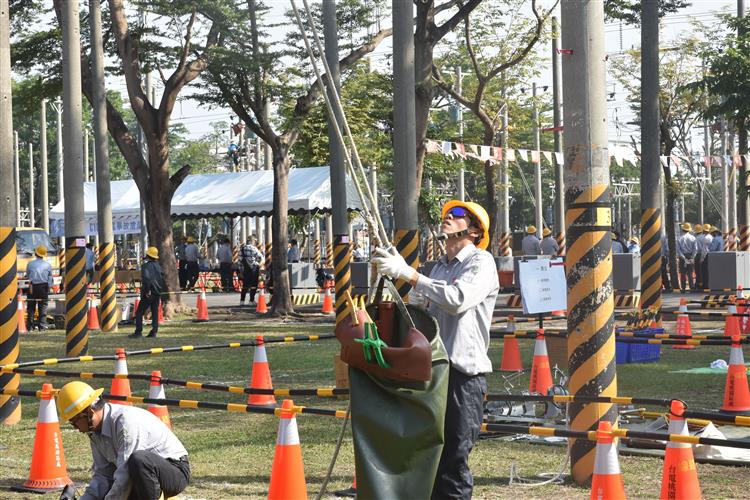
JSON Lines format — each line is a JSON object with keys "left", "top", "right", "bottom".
{"left": 540, "top": 236, "right": 559, "bottom": 256}
{"left": 521, "top": 234, "right": 542, "bottom": 256}
{"left": 26, "top": 257, "right": 53, "bottom": 329}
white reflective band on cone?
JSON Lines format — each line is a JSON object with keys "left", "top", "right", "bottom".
{"left": 534, "top": 338, "right": 548, "bottom": 356}
{"left": 277, "top": 417, "right": 301, "bottom": 446}
{"left": 593, "top": 442, "right": 621, "bottom": 474}
{"left": 729, "top": 346, "right": 745, "bottom": 365}
{"left": 114, "top": 359, "right": 128, "bottom": 375}
{"left": 729, "top": 304, "right": 737, "bottom": 315}
{"left": 666, "top": 417, "right": 691, "bottom": 449}
{"left": 254, "top": 345, "right": 268, "bottom": 363}
{"left": 38, "top": 398, "right": 60, "bottom": 424}
{"left": 148, "top": 384, "right": 166, "bottom": 402}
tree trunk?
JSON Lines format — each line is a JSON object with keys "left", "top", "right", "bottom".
{"left": 414, "top": 1, "right": 436, "bottom": 191}
{"left": 270, "top": 147, "right": 293, "bottom": 315}
{"left": 662, "top": 167, "right": 680, "bottom": 290}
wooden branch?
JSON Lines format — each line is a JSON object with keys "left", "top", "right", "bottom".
{"left": 169, "top": 164, "right": 192, "bottom": 194}
{"left": 178, "top": 9, "right": 197, "bottom": 72}
{"left": 155, "top": 61, "right": 167, "bottom": 84}
{"left": 464, "top": 13, "right": 483, "bottom": 81}
{"left": 435, "top": 0, "right": 482, "bottom": 41}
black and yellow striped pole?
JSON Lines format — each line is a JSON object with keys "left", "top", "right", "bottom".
{"left": 333, "top": 236, "right": 352, "bottom": 325}
{"left": 65, "top": 242, "right": 89, "bottom": 356}
{"left": 98, "top": 242, "right": 117, "bottom": 331}
{"left": 561, "top": 1, "right": 616, "bottom": 486}
{"left": 393, "top": 230, "right": 419, "bottom": 299}
{"left": 639, "top": 208, "right": 662, "bottom": 324}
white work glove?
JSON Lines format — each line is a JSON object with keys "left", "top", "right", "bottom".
{"left": 372, "top": 247, "right": 417, "bottom": 282}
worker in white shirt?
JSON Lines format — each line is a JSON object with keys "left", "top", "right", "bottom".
{"left": 25, "top": 245, "right": 53, "bottom": 331}
{"left": 183, "top": 236, "right": 200, "bottom": 290}
{"left": 677, "top": 223, "right": 697, "bottom": 291}
{"left": 521, "top": 225, "right": 542, "bottom": 256}
{"left": 216, "top": 237, "right": 234, "bottom": 292}
{"left": 540, "top": 228, "right": 559, "bottom": 256}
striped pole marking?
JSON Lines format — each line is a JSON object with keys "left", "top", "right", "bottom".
{"left": 325, "top": 240, "right": 333, "bottom": 268}
{"left": 0, "top": 227, "right": 21, "bottom": 424}
{"left": 639, "top": 208, "right": 662, "bottom": 325}
{"left": 499, "top": 232, "right": 511, "bottom": 256}
{"left": 98, "top": 242, "right": 117, "bottom": 332}
{"left": 426, "top": 232, "right": 434, "bottom": 261}
{"left": 740, "top": 225, "right": 750, "bottom": 252}
{"left": 314, "top": 238, "right": 321, "bottom": 267}
{"left": 556, "top": 231, "right": 566, "bottom": 256}
{"left": 565, "top": 184, "right": 618, "bottom": 485}
{"left": 64, "top": 242, "right": 89, "bottom": 356}
{"left": 333, "top": 237, "right": 352, "bottom": 325}
{"left": 394, "top": 229, "right": 419, "bottom": 299}
{"left": 58, "top": 247, "right": 65, "bottom": 274}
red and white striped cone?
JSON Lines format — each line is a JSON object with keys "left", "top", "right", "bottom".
{"left": 147, "top": 370, "right": 172, "bottom": 429}
{"left": 268, "top": 399, "right": 307, "bottom": 500}
{"left": 529, "top": 330, "right": 553, "bottom": 394}
{"left": 674, "top": 298, "right": 694, "bottom": 349}
{"left": 247, "top": 337, "right": 275, "bottom": 406}
{"left": 660, "top": 400, "right": 700, "bottom": 500}
{"left": 590, "top": 420, "right": 626, "bottom": 500}
{"left": 110, "top": 348, "right": 132, "bottom": 406}
{"left": 17, "top": 292, "right": 28, "bottom": 334}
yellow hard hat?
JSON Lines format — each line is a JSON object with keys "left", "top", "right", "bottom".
{"left": 543, "top": 228, "right": 552, "bottom": 237}
{"left": 629, "top": 236, "right": 639, "bottom": 244}
{"left": 441, "top": 200, "right": 490, "bottom": 250}
{"left": 186, "top": 236, "right": 196, "bottom": 243}
{"left": 146, "top": 246, "right": 159, "bottom": 260}
{"left": 34, "top": 245, "right": 47, "bottom": 258}
{"left": 681, "top": 223, "right": 692, "bottom": 232}
{"left": 56, "top": 381, "right": 104, "bottom": 421}
{"left": 526, "top": 225, "right": 537, "bottom": 234}
{"left": 694, "top": 224, "right": 703, "bottom": 233}
{"left": 703, "top": 224, "right": 712, "bottom": 233}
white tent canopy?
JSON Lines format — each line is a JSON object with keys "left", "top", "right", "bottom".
{"left": 49, "top": 166, "right": 364, "bottom": 237}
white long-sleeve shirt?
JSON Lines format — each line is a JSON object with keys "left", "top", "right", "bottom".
{"left": 81, "top": 404, "right": 187, "bottom": 500}
{"left": 677, "top": 233, "right": 697, "bottom": 260}
{"left": 414, "top": 244, "right": 499, "bottom": 376}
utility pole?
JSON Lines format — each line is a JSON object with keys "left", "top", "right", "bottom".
{"left": 392, "top": 0, "right": 419, "bottom": 300}
{"left": 533, "top": 82, "right": 542, "bottom": 238}
{"left": 53, "top": 98, "right": 63, "bottom": 203}
{"left": 28, "top": 142, "right": 35, "bottom": 227}
{"left": 456, "top": 66, "right": 465, "bottom": 202}
{"left": 561, "top": 0, "right": 616, "bottom": 486}
{"left": 723, "top": 129, "right": 730, "bottom": 247}
{"left": 730, "top": 129, "right": 737, "bottom": 249}
{"left": 14, "top": 130, "right": 20, "bottom": 225}
{"left": 499, "top": 88, "right": 511, "bottom": 256}
{"left": 0, "top": 0, "right": 22, "bottom": 425}
{"left": 40, "top": 99, "right": 49, "bottom": 231}
{"left": 90, "top": 0, "right": 117, "bottom": 332}
{"left": 61, "top": 0, "right": 89, "bottom": 356}
{"left": 738, "top": 0, "right": 748, "bottom": 250}
{"left": 83, "top": 129, "right": 89, "bottom": 183}
{"left": 552, "top": 16, "right": 565, "bottom": 255}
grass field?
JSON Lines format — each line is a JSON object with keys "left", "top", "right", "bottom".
{"left": 1, "top": 314, "right": 750, "bottom": 499}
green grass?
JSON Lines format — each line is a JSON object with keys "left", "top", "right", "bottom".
{"left": 1, "top": 316, "right": 749, "bottom": 499}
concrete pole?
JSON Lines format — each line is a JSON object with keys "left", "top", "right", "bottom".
{"left": 561, "top": 0, "right": 616, "bottom": 486}
{"left": 369, "top": 165, "right": 378, "bottom": 258}
{"left": 722, "top": 128, "right": 730, "bottom": 241}
{"left": 738, "top": 0, "right": 748, "bottom": 250}
{"left": 28, "top": 143, "right": 34, "bottom": 227}
{"left": 392, "top": 0, "right": 419, "bottom": 299}
{"left": 61, "top": 0, "right": 89, "bottom": 356}
{"left": 326, "top": 214, "right": 333, "bottom": 267}
{"left": 500, "top": 95, "right": 510, "bottom": 256}
{"left": 40, "top": 99, "right": 49, "bottom": 231}
{"left": 730, "top": 130, "right": 738, "bottom": 249}
{"left": 83, "top": 128, "right": 89, "bottom": 183}
{"left": 54, "top": 98, "right": 63, "bottom": 202}
{"left": 90, "top": 134, "right": 96, "bottom": 182}
{"left": 552, "top": 16, "right": 565, "bottom": 254}
{"left": 533, "top": 82, "right": 542, "bottom": 238}
{"left": 0, "top": 0, "right": 22, "bottom": 425}
{"left": 456, "top": 66, "right": 465, "bottom": 201}
{"left": 13, "top": 131, "right": 20, "bottom": 225}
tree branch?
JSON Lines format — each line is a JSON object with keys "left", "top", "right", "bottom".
{"left": 434, "top": 0, "right": 483, "bottom": 41}
{"left": 169, "top": 164, "right": 192, "bottom": 194}
{"left": 464, "top": 13, "right": 483, "bottom": 81}
{"left": 177, "top": 9, "right": 197, "bottom": 73}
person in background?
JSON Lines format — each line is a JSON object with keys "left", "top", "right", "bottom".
{"left": 287, "top": 238, "right": 300, "bottom": 263}
{"left": 693, "top": 224, "right": 706, "bottom": 290}
{"left": 217, "top": 237, "right": 234, "bottom": 292}
{"left": 677, "top": 223, "right": 697, "bottom": 292}
{"left": 26, "top": 245, "right": 53, "bottom": 331}
{"left": 540, "top": 228, "right": 559, "bottom": 256}
{"left": 176, "top": 236, "right": 188, "bottom": 290}
{"left": 130, "top": 246, "right": 164, "bottom": 338}
{"left": 707, "top": 226, "right": 723, "bottom": 289}
{"left": 184, "top": 236, "right": 200, "bottom": 290}
{"left": 611, "top": 232, "right": 625, "bottom": 254}
{"left": 521, "top": 225, "right": 542, "bottom": 256}
{"left": 239, "top": 237, "right": 264, "bottom": 306}
{"left": 661, "top": 232, "right": 672, "bottom": 291}
{"left": 628, "top": 236, "right": 640, "bottom": 254}
{"left": 352, "top": 242, "right": 366, "bottom": 262}
{"left": 85, "top": 243, "right": 96, "bottom": 286}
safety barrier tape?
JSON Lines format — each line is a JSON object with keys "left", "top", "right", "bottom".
{"left": 663, "top": 310, "right": 750, "bottom": 318}
{"left": 486, "top": 393, "right": 671, "bottom": 406}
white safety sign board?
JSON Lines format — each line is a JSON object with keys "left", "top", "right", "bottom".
{"left": 518, "top": 258, "right": 567, "bottom": 315}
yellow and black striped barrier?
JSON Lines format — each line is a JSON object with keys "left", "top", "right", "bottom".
{"left": 291, "top": 293, "right": 320, "bottom": 306}
{"left": 499, "top": 231, "right": 511, "bottom": 257}
{"left": 64, "top": 240, "right": 89, "bottom": 356}
{"left": 614, "top": 293, "right": 639, "bottom": 309}
{"left": 639, "top": 207, "right": 662, "bottom": 325}
{"left": 505, "top": 294, "right": 522, "bottom": 308}
{"left": 0, "top": 227, "right": 21, "bottom": 424}
{"left": 394, "top": 229, "right": 419, "bottom": 299}
{"left": 333, "top": 236, "right": 352, "bottom": 325}
{"left": 98, "top": 241, "right": 118, "bottom": 332}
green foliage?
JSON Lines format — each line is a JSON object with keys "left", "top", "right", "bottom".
{"left": 604, "top": 0, "right": 691, "bottom": 25}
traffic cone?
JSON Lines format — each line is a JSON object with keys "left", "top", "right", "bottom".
{"left": 720, "top": 335, "right": 750, "bottom": 414}
{"left": 157, "top": 302, "right": 164, "bottom": 324}
{"left": 334, "top": 475, "right": 356, "bottom": 497}
{"left": 321, "top": 280, "right": 334, "bottom": 314}
{"left": 147, "top": 371, "right": 172, "bottom": 429}
{"left": 133, "top": 297, "right": 141, "bottom": 317}
{"left": 590, "top": 420, "right": 626, "bottom": 500}
{"left": 110, "top": 348, "right": 132, "bottom": 406}
{"left": 12, "top": 383, "right": 73, "bottom": 493}
{"left": 268, "top": 399, "right": 307, "bottom": 500}
{"left": 120, "top": 301, "right": 132, "bottom": 323}
{"left": 660, "top": 400, "right": 700, "bottom": 500}
{"left": 195, "top": 290, "right": 209, "bottom": 322}
{"left": 499, "top": 315, "right": 523, "bottom": 372}
{"left": 529, "top": 330, "right": 553, "bottom": 394}
{"left": 247, "top": 337, "right": 275, "bottom": 406}
{"left": 256, "top": 281, "right": 268, "bottom": 314}
{"left": 17, "top": 292, "right": 28, "bottom": 334}
{"left": 87, "top": 294, "right": 101, "bottom": 331}
{"left": 724, "top": 298, "right": 741, "bottom": 337}
{"left": 674, "top": 298, "right": 694, "bottom": 350}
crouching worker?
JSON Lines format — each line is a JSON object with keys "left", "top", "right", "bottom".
{"left": 57, "top": 381, "right": 190, "bottom": 500}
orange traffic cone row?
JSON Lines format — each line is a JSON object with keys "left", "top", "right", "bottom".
{"left": 268, "top": 399, "right": 308, "bottom": 500}
{"left": 321, "top": 280, "right": 334, "bottom": 314}
{"left": 720, "top": 335, "right": 750, "bottom": 414}
{"left": 660, "top": 400, "right": 700, "bottom": 500}
{"left": 147, "top": 370, "right": 172, "bottom": 429}
{"left": 17, "top": 292, "right": 28, "bottom": 334}
{"left": 248, "top": 337, "right": 276, "bottom": 406}
{"left": 529, "top": 330, "right": 553, "bottom": 394}
{"left": 195, "top": 290, "right": 209, "bottom": 322}
{"left": 256, "top": 281, "right": 268, "bottom": 314}
{"left": 12, "top": 383, "right": 73, "bottom": 493}
{"left": 724, "top": 298, "right": 741, "bottom": 337}
{"left": 590, "top": 420, "right": 626, "bottom": 500}
{"left": 87, "top": 294, "right": 101, "bottom": 331}
{"left": 499, "top": 315, "right": 523, "bottom": 372}
{"left": 110, "top": 348, "right": 132, "bottom": 406}
{"left": 674, "top": 298, "right": 694, "bottom": 350}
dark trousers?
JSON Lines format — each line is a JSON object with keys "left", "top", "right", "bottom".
{"left": 219, "top": 262, "right": 233, "bottom": 291}
{"left": 432, "top": 367, "right": 487, "bottom": 500}
{"left": 185, "top": 262, "right": 199, "bottom": 290}
{"left": 134, "top": 293, "right": 160, "bottom": 335}
{"left": 679, "top": 257, "right": 695, "bottom": 291}
{"left": 178, "top": 259, "right": 188, "bottom": 289}
{"left": 27, "top": 283, "right": 49, "bottom": 329}
{"left": 240, "top": 266, "right": 259, "bottom": 302}
{"left": 127, "top": 450, "right": 190, "bottom": 500}
{"left": 661, "top": 256, "right": 671, "bottom": 290}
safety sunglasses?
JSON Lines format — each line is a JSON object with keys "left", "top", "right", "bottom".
{"left": 445, "top": 206, "right": 470, "bottom": 218}
{"left": 69, "top": 412, "right": 88, "bottom": 426}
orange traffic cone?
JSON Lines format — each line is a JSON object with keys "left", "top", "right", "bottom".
{"left": 724, "top": 298, "right": 741, "bottom": 337}
{"left": 147, "top": 371, "right": 171, "bottom": 429}
{"left": 660, "top": 400, "right": 700, "bottom": 500}
{"left": 529, "top": 330, "right": 553, "bottom": 394}
{"left": 720, "top": 335, "right": 750, "bottom": 414}
{"left": 256, "top": 281, "right": 268, "bottom": 314}
{"left": 17, "top": 292, "right": 28, "bottom": 334}
{"left": 133, "top": 297, "right": 141, "bottom": 317}
{"left": 87, "top": 294, "right": 101, "bottom": 331}
{"left": 590, "top": 420, "right": 626, "bottom": 500}
{"left": 334, "top": 475, "right": 357, "bottom": 497}
{"left": 195, "top": 290, "right": 209, "bottom": 322}
{"left": 120, "top": 301, "right": 132, "bottom": 323}
{"left": 499, "top": 315, "right": 523, "bottom": 372}
{"left": 12, "top": 383, "right": 73, "bottom": 493}
{"left": 268, "top": 399, "right": 307, "bottom": 500}
{"left": 110, "top": 348, "right": 132, "bottom": 406}
{"left": 157, "top": 302, "right": 164, "bottom": 324}
{"left": 674, "top": 298, "right": 694, "bottom": 350}
{"left": 321, "top": 280, "right": 334, "bottom": 314}
{"left": 247, "top": 337, "right": 275, "bottom": 406}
